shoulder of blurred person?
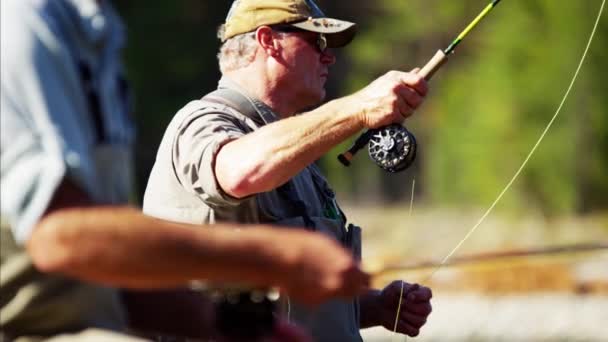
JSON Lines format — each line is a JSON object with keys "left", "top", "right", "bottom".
{"left": 1, "top": 0, "right": 135, "bottom": 338}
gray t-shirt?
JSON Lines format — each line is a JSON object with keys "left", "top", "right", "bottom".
{"left": 1, "top": 0, "right": 134, "bottom": 337}
{"left": 143, "top": 77, "right": 362, "bottom": 342}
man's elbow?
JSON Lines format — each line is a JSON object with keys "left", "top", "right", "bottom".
{"left": 214, "top": 144, "right": 272, "bottom": 198}
{"left": 215, "top": 159, "right": 264, "bottom": 199}
{"left": 217, "top": 164, "right": 286, "bottom": 198}
{"left": 217, "top": 172, "right": 257, "bottom": 199}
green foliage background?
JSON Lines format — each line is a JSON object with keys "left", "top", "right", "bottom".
{"left": 116, "top": 0, "right": 607, "bottom": 217}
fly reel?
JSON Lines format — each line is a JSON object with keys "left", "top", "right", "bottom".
{"left": 368, "top": 124, "right": 417, "bottom": 172}
{"left": 338, "top": 124, "right": 417, "bottom": 173}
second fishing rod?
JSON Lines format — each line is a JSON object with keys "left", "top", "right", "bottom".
{"left": 338, "top": 0, "right": 503, "bottom": 173}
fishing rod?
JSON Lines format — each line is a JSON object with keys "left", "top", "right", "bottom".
{"left": 372, "top": 242, "right": 608, "bottom": 276}
{"left": 338, "top": 0, "right": 503, "bottom": 173}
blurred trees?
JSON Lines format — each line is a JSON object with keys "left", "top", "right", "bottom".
{"left": 115, "top": 0, "right": 230, "bottom": 196}
{"left": 116, "top": 0, "right": 607, "bottom": 216}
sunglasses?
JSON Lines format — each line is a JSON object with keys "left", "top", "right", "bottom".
{"left": 271, "top": 25, "right": 328, "bottom": 53}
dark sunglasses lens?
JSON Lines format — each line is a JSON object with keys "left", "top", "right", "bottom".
{"left": 274, "top": 26, "right": 328, "bottom": 53}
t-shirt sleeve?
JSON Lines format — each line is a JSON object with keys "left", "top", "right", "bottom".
{"left": 172, "top": 109, "right": 250, "bottom": 207}
{"left": 0, "top": 2, "right": 95, "bottom": 244}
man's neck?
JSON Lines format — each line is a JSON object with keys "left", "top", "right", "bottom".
{"left": 224, "top": 70, "right": 297, "bottom": 119}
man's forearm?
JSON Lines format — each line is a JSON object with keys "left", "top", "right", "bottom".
{"left": 28, "top": 206, "right": 299, "bottom": 289}
{"left": 216, "top": 95, "right": 365, "bottom": 198}
{"left": 359, "top": 289, "right": 382, "bottom": 329}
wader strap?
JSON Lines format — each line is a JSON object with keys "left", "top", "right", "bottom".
{"left": 203, "top": 88, "right": 274, "bottom": 126}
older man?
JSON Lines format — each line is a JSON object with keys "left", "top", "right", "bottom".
{"left": 144, "top": 0, "right": 433, "bottom": 340}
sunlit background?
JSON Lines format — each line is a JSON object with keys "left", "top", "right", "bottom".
{"left": 115, "top": 1, "right": 607, "bottom": 340}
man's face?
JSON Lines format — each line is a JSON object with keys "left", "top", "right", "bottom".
{"left": 274, "top": 30, "right": 336, "bottom": 108}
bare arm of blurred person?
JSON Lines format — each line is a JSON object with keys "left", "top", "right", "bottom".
{"left": 21, "top": 178, "right": 363, "bottom": 340}
{"left": 30, "top": 178, "right": 369, "bottom": 304}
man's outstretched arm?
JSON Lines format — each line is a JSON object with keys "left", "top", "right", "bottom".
{"left": 215, "top": 70, "right": 428, "bottom": 198}
{"left": 27, "top": 179, "right": 370, "bottom": 305}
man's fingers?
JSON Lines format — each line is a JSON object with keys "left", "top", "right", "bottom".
{"left": 398, "top": 72, "right": 428, "bottom": 97}
{"left": 406, "top": 286, "right": 433, "bottom": 302}
{"left": 398, "top": 310, "right": 427, "bottom": 329}
{"left": 398, "top": 86, "right": 424, "bottom": 110}
{"left": 397, "top": 99, "right": 413, "bottom": 119}
{"left": 404, "top": 300, "right": 432, "bottom": 316}
{"left": 396, "top": 318, "right": 420, "bottom": 337}
{"left": 384, "top": 281, "right": 412, "bottom": 302}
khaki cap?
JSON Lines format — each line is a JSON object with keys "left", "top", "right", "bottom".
{"left": 221, "top": 0, "right": 357, "bottom": 48}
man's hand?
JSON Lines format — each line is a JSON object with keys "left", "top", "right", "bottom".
{"left": 380, "top": 281, "right": 432, "bottom": 336}
{"left": 351, "top": 68, "right": 428, "bottom": 129}
{"left": 278, "top": 231, "right": 370, "bottom": 306}
{"left": 362, "top": 280, "right": 432, "bottom": 337}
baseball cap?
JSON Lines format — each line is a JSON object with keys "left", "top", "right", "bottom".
{"left": 221, "top": 0, "right": 357, "bottom": 48}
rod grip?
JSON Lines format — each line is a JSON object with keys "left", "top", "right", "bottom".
{"left": 418, "top": 50, "right": 448, "bottom": 81}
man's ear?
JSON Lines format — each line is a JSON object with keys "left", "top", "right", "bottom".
{"left": 256, "top": 26, "right": 279, "bottom": 57}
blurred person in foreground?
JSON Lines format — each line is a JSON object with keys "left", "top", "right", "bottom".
{"left": 143, "top": 0, "right": 433, "bottom": 340}
{"left": 0, "top": 0, "right": 370, "bottom": 340}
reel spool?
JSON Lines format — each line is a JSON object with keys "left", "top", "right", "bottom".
{"left": 368, "top": 124, "right": 417, "bottom": 173}
{"left": 338, "top": 124, "right": 417, "bottom": 173}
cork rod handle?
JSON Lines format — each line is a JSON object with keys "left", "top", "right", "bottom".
{"left": 418, "top": 50, "right": 448, "bottom": 81}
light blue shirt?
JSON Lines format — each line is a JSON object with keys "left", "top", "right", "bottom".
{"left": 1, "top": 0, "right": 135, "bottom": 243}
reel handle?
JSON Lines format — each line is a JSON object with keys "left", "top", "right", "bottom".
{"left": 337, "top": 130, "right": 373, "bottom": 166}
{"left": 337, "top": 50, "right": 448, "bottom": 168}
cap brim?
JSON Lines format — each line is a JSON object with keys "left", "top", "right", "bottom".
{"left": 290, "top": 18, "right": 357, "bottom": 48}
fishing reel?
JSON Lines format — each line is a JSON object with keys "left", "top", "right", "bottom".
{"left": 338, "top": 124, "right": 417, "bottom": 173}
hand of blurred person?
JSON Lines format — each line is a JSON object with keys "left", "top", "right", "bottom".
{"left": 276, "top": 230, "right": 370, "bottom": 306}
{"left": 350, "top": 68, "right": 428, "bottom": 129}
